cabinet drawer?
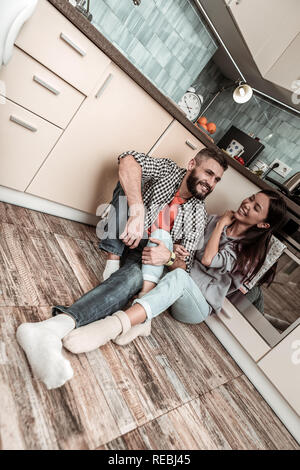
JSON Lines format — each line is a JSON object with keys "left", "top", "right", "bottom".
{"left": 150, "top": 120, "right": 205, "bottom": 167}
{"left": 217, "top": 298, "right": 271, "bottom": 362}
{"left": 0, "top": 98, "right": 62, "bottom": 192}
{"left": 0, "top": 47, "right": 85, "bottom": 129}
{"left": 15, "top": 0, "right": 111, "bottom": 96}
{"left": 258, "top": 325, "right": 300, "bottom": 415}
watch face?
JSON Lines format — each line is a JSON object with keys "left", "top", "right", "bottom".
{"left": 178, "top": 92, "right": 201, "bottom": 121}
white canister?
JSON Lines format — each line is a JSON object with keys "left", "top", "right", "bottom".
{"left": 226, "top": 139, "right": 245, "bottom": 158}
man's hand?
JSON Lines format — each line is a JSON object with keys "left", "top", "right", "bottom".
{"left": 173, "top": 244, "right": 190, "bottom": 260}
{"left": 142, "top": 238, "right": 171, "bottom": 265}
{"left": 120, "top": 205, "right": 145, "bottom": 249}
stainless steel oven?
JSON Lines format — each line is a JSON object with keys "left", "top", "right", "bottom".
{"left": 227, "top": 208, "right": 300, "bottom": 348}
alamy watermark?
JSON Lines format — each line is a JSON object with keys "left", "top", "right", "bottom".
{"left": 291, "top": 80, "right": 300, "bottom": 105}
{"left": 291, "top": 339, "right": 300, "bottom": 365}
{"left": 95, "top": 196, "right": 204, "bottom": 243}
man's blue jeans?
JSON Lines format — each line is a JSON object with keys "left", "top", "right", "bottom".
{"left": 52, "top": 182, "right": 147, "bottom": 327}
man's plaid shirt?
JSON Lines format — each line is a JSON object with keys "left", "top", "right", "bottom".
{"left": 118, "top": 151, "right": 208, "bottom": 272}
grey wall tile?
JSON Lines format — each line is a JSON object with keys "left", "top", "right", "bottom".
{"left": 90, "top": 0, "right": 217, "bottom": 102}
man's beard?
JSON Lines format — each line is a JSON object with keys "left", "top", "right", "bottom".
{"left": 186, "top": 170, "right": 212, "bottom": 200}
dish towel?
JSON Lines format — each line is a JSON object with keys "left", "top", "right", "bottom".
{"left": 0, "top": 0, "right": 38, "bottom": 69}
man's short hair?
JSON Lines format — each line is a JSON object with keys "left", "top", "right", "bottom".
{"left": 195, "top": 147, "right": 228, "bottom": 171}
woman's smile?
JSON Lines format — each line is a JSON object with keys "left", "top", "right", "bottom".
{"left": 237, "top": 205, "right": 248, "bottom": 217}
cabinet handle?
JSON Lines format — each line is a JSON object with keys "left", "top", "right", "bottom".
{"left": 95, "top": 73, "right": 113, "bottom": 99}
{"left": 10, "top": 115, "right": 37, "bottom": 132}
{"left": 60, "top": 32, "right": 86, "bottom": 56}
{"left": 33, "top": 75, "right": 60, "bottom": 95}
{"left": 185, "top": 140, "right": 197, "bottom": 150}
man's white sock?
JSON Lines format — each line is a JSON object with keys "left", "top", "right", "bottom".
{"left": 103, "top": 259, "right": 120, "bottom": 281}
{"left": 16, "top": 314, "right": 75, "bottom": 390}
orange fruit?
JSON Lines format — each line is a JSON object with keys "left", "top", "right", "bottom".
{"left": 201, "top": 123, "right": 208, "bottom": 131}
{"left": 207, "top": 122, "right": 216, "bottom": 134}
{"left": 197, "top": 116, "right": 207, "bottom": 125}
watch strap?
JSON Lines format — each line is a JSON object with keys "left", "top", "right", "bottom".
{"left": 165, "top": 251, "right": 176, "bottom": 266}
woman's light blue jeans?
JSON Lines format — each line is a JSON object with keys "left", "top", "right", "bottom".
{"left": 135, "top": 229, "right": 211, "bottom": 324}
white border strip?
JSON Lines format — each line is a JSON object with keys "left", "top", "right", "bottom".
{"left": 205, "top": 315, "right": 300, "bottom": 445}
{"left": 0, "top": 185, "right": 99, "bottom": 226}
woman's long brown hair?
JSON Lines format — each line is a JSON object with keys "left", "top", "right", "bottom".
{"left": 233, "top": 190, "right": 287, "bottom": 282}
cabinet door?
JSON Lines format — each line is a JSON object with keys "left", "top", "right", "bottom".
{"left": 226, "top": 0, "right": 300, "bottom": 76}
{"left": 265, "top": 33, "right": 300, "bottom": 92}
{"left": 217, "top": 299, "right": 271, "bottom": 362}
{"left": 26, "top": 63, "right": 173, "bottom": 214}
{"left": 0, "top": 98, "right": 62, "bottom": 192}
{"left": 149, "top": 120, "right": 205, "bottom": 167}
{"left": 258, "top": 325, "right": 300, "bottom": 415}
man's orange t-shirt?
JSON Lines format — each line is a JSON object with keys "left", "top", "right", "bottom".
{"left": 148, "top": 189, "right": 186, "bottom": 236}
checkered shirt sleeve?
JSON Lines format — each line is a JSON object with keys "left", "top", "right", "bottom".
{"left": 118, "top": 150, "right": 178, "bottom": 183}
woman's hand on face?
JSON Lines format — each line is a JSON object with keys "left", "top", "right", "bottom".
{"left": 173, "top": 244, "right": 190, "bottom": 260}
{"left": 219, "top": 210, "right": 235, "bottom": 227}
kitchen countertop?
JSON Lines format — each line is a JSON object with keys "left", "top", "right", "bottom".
{"left": 49, "top": 0, "right": 299, "bottom": 217}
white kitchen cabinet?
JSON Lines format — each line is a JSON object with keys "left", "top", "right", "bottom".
{"left": 0, "top": 98, "right": 62, "bottom": 192}
{"left": 265, "top": 33, "right": 300, "bottom": 92}
{"left": 225, "top": 0, "right": 300, "bottom": 76}
{"left": 26, "top": 62, "right": 173, "bottom": 214}
{"left": 0, "top": 46, "right": 85, "bottom": 129}
{"left": 15, "top": 0, "right": 111, "bottom": 96}
{"left": 217, "top": 299, "right": 271, "bottom": 362}
{"left": 149, "top": 120, "right": 205, "bottom": 167}
{"left": 258, "top": 325, "right": 300, "bottom": 416}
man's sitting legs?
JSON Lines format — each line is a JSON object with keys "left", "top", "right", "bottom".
{"left": 98, "top": 182, "right": 129, "bottom": 280}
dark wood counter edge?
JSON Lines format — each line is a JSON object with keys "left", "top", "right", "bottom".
{"left": 48, "top": 0, "right": 300, "bottom": 218}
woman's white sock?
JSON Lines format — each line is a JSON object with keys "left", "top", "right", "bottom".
{"left": 63, "top": 311, "right": 131, "bottom": 354}
{"left": 16, "top": 314, "right": 75, "bottom": 390}
{"left": 103, "top": 260, "right": 120, "bottom": 281}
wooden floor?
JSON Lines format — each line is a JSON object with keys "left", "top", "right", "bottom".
{"left": 0, "top": 201, "right": 298, "bottom": 450}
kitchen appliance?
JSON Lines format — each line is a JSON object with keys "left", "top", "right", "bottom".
{"left": 265, "top": 171, "right": 300, "bottom": 205}
{"left": 74, "top": 0, "right": 92, "bottom": 21}
{"left": 251, "top": 159, "right": 269, "bottom": 177}
{"left": 218, "top": 126, "right": 265, "bottom": 167}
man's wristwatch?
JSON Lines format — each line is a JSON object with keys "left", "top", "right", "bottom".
{"left": 165, "top": 251, "right": 176, "bottom": 266}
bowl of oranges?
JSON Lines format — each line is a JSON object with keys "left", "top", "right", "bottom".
{"left": 195, "top": 117, "right": 216, "bottom": 142}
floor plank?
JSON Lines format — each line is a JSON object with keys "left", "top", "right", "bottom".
{"left": 0, "top": 201, "right": 99, "bottom": 243}
{"left": 150, "top": 313, "right": 242, "bottom": 396}
{"left": 0, "top": 222, "right": 104, "bottom": 307}
{"left": 101, "top": 376, "right": 300, "bottom": 450}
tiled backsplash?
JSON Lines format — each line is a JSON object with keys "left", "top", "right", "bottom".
{"left": 192, "top": 59, "right": 300, "bottom": 183}
{"left": 88, "top": 0, "right": 299, "bottom": 183}
{"left": 89, "top": 0, "right": 217, "bottom": 102}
